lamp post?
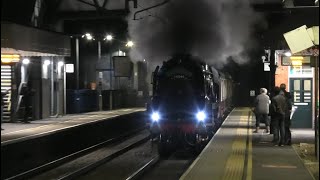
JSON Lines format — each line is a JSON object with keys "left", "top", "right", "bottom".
{"left": 314, "top": 55, "right": 319, "bottom": 161}
{"left": 76, "top": 33, "right": 134, "bottom": 111}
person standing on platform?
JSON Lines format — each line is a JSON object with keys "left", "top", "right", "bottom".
{"left": 21, "top": 83, "right": 34, "bottom": 123}
{"left": 253, "top": 88, "right": 270, "bottom": 133}
{"left": 280, "top": 83, "right": 293, "bottom": 145}
{"left": 270, "top": 86, "right": 287, "bottom": 146}
{"left": 268, "top": 90, "right": 275, "bottom": 135}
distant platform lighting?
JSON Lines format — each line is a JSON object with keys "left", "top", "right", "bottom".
{"left": 105, "top": 35, "right": 113, "bottom": 41}
{"left": 22, "top": 58, "right": 30, "bottom": 65}
{"left": 58, "top": 61, "right": 64, "bottom": 67}
{"left": 82, "top": 33, "right": 93, "bottom": 40}
{"left": 126, "top": 41, "right": 134, "bottom": 47}
{"left": 44, "top": 60, "right": 50, "bottom": 66}
{"left": 284, "top": 52, "right": 292, "bottom": 57}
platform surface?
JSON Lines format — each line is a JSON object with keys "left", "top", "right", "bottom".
{"left": 181, "top": 107, "right": 315, "bottom": 180}
{"left": 1, "top": 108, "right": 145, "bottom": 145}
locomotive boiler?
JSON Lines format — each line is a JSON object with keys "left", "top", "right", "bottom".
{"left": 148, "top": 54, "right": 221, "bottom": 156}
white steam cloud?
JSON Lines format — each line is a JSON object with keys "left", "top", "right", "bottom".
{"left": 127, "top": 0, "right": 265, "bottom": 68}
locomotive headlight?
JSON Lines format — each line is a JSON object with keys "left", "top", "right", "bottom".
{"left": 196, "top": 111, "right": 206, "bottom": 121}
{"left": 151, "top": 112, "right": 160, "bottom": 122}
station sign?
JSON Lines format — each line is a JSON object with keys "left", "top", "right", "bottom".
{"left": 65, "top": 64, "right": 74, "bottom": 73}
{"left": 281, "top": 56, "right": 312, "bottom": 66}
{"left": 113, "top": 56, "right": 133, "bottom": 77}
{"left": 250, "top": 90, "right": 255, "bottom": 97}
{"left": 264, "top": 62, "right": 270, "bottom": 71}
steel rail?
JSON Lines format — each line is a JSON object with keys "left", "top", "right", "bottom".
{"left": 125, "top": 156, "right": 160, "bottom": 180}
{"left": 57, "top": 134, "right": 151, "bottom": 180}
{"left": 6, "top": 126, "right": 147, "bottom": 180}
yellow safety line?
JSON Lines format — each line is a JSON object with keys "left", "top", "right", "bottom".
{"left": 246, "top": 113, "right": 253, "bottom": 180}
{"left": 222, "top": 111, "right": 247, "bottom": 180}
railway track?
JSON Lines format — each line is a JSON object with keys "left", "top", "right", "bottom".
{"left": 126, "top": 150, "right": 196, "bottom": 180}
{"left": 6, "top": 127, "right": 148, "bottom": 180}
{"left": 8, "top": 110, "right": 230, "bottom": 180}
{"left": 73, "top": 144, "right": 195, "bottom": 180}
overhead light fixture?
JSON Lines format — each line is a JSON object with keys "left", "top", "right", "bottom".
{"left": 104, "top": 35, "right": 113, "bottom": 41}
{"left": 289, "top": 56, "right": 304, "bottom": 60}
{"left": 82, "top": 33, "right": 93, "bottom": 40}
{"left": 44, "top": 60, "right": 50, "bottom": 66}
{"left": 284, "top": 52, "right": 292, "bottom": 57}
{"left": 291, "top": 60, "right": 302, "bottom": 66}
{"left": 126, "top": 41, "right": 134, "bottom": 47}
{"left": 22, "top": 58, "right": 30, "bottom": 65}
{"left": 58, "top": 61, "right": 64, "bottom": 67}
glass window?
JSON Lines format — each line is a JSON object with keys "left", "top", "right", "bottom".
{"left": 301, "top": 66, "right": 312, "bottom": 74}
{"left": 294, "top": 80, "right": 300, "bottom": 91}
{"left": 304, "top": 80, "right": 311, "bottom": 91}
{"left": 290, "top": 66, "right": 312, "bottom": 75}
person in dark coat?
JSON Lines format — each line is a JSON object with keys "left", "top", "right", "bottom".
{"left": 280, "top": 83, "right": 292, "bottom": 145}
{"left": 21, "top": 83, "right": 34, "bottom": 123}
{"left": 270, "top": 86, "right": 287, "bottom": 146}
{"left": 268, "top": 91, "right": 275, "bottom": 135}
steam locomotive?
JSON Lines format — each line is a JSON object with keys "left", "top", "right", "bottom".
{"left": 148, "top": 54, "right": 233, "bottom": 156}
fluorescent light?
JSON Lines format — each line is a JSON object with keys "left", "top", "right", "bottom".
{"left": 290, "top": 56, "right": 304, "bottom": 60}
{"left": 291, "top": 60, "right": 302, "bottom": 66}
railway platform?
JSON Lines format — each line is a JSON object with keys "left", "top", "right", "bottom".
{"left": 1, "top": 108, "right": 146, "bottom": 179}
{"left": 181, "top": 107, "right": 316, "bottom": 180}
{"left": 1, "top": 108, "right": 145, "bottom": 144}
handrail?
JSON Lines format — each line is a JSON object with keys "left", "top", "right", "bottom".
{"left": 7, "top": 90, "right": 11, "bottom": 112}
{"left": 15, "top": 82, "right": 27, "bottom": 114}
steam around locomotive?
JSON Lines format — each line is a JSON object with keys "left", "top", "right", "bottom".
{"left": 148, "top": 54, "right": 233, "bottom": 156}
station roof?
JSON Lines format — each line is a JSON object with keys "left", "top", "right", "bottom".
{"left": 1, "top": 21, "right": 71, "bottom": 56}
{"left": 1, "top": 0, "right": 318, "bottom": 53}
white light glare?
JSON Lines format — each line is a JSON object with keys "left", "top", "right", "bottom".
{"left": 58, "top": 61, "right": 64, "bottom": 67}
{"left": 284, "top": 52, "right": 292, "bottom": 57}
{"left": 44, "top": 60, "right": 50, "bottom": 66}
{"left": 126, "top": 41, "right": 134, "bottom": 47}
{"left": 84, "top": 33, "right": 93, "bottom": 40}
{"left": 196, "top": 111, "right": 206, "bottom": 121}
{"left": 86, "top": 36, "right": 93, "bottom": 40}
{"left": 22, "top": 58, "right": 30, "bottom": 65}
{"left": 151, "top": 112, "right": 160, "bottom": 122}
{"left": 105, "top": 35, "right": 113, "bottom": 41}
